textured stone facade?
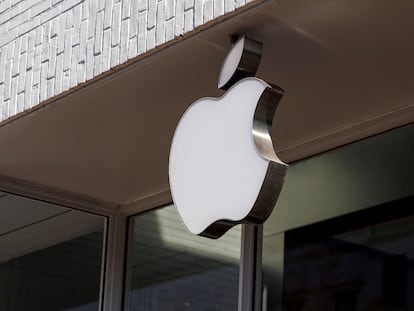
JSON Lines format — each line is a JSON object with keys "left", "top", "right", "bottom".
{"left": 0, "top": 0, "right": 253, "bottom": 122}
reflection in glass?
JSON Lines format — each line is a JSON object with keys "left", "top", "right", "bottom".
{"left": 0, "top": 192, "right": 106, "bottom": 311}
{"left": 125, "top": 205, "right": 241, "bottom": 311}
{"left": 262, "top": 231, "right": 284, "bottom": 311}
{"left": 282, "top": 213, "right": 414, "bottom": 311}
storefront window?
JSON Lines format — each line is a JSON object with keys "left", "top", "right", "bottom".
{"left": 262, "top": 124, "right": 414, "bottom": 311}
{"left": 262, "top": 230, "right": 284, "bottom": 311}
{"left": 282, "top": 200, "right": 414, "bottom": 310}
{"left": 262, "top": 197, "right": 414, "bottom": 311}
{"left": 0, "top": 192, "right": 106, "bottom": 311}
{"left": 125, "top": 205, "right": 241, "bottom": 311}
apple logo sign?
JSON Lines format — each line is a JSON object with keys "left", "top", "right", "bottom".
{"left": 169, "top": 35, "right": 288, "bottom": 239}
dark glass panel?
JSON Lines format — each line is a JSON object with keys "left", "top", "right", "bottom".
{"left": 0, "top": 193, "right": 105, "bottom": 311}
{"left": 282, "top": 201, "right": 414, "bottom": 311}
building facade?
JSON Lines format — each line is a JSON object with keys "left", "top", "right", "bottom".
{"left": 0, "top": 0, "right": 413, "bottom": 310}
{"left": 0, "top": 0, "right": 258, "bottom": 122}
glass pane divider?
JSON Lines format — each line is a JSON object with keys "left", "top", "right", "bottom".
{"left": 239, "top": 224, "right": 263, "bottom": 311}
{"left": 102, "top": 213, "right": 128, "bottom": 311}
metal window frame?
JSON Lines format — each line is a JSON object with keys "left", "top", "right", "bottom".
{"left": 0, "top": 176, "right": 262, "bottom": 311}
{"left": 0, "top": 176, "right": 118, "bottom": 310}
{"left": 239, "top": 224, "right": 263, "bottom": 311}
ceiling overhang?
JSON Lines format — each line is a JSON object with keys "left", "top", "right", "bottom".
{"left": 0, "top": 0, "right": 413, "bottom": 208}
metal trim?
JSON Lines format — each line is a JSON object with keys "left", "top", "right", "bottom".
{"left": 239, "top": 224, "right": 263, "bottom": 311}
{"left": 102, "top": 214, "right": 128, "bottom": 311}
{"left": 0, "top": 174, "right": 118, "bottom": 217}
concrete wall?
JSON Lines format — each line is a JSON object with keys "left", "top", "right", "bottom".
{"left": 0, "top": 0, "right": 253, "bottom": 123}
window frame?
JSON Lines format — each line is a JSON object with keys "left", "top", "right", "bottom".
{"left": 0, "top": 182, "right": 109, "bottom": 311}
{"left": 121, "top": 203, "right": 262, "bottom": 311}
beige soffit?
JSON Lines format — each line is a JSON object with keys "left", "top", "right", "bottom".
{"left": 0, "top": 0, "right": 413, "bottom": 209}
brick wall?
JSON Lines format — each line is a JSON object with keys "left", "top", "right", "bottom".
{"left": 0, "top": 0, "right": 254, "bottom": 123}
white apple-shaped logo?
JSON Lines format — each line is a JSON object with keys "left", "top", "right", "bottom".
{"left": 169, "top": 36, "right": 288, "bottom": 238}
